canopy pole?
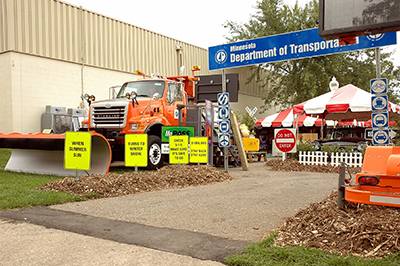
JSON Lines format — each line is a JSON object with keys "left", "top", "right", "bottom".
{"left": 320, "top": 114, "right": 325, "bottom": 139}
{"left": 295, "top": 113, "right": 299, "bottom": 143}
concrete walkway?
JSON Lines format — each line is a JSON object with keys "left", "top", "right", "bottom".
{"left": 0, "top": 162, "right": 338, "bottom": 265}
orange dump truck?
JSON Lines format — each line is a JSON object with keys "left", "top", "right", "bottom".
{"left": 339, "top": 146, "right": 400, "bottom": 208}
{"left": 0, "top": 68, "right": 200, "bottom": 176}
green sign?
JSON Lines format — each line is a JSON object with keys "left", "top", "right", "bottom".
{"left": 64, "top": 132, "right": 91, "bottom": 170}
{"left": 161, "top": 126, "right": 195, "bottom": 142}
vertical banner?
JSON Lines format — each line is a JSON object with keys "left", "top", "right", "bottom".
{"left": 64, "top": 131, "right": 91, "bottom": 170}
{"left": 169, "top": 135, "right": 189, "bottom": 164}
{"left": 189, "top": 137, "right": 208, "bottom": 163}
{"left": 125, "top": 134, "right": 148, "bottom": 167}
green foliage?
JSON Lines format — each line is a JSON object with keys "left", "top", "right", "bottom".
{"left": 320, "top": 144, "right": 356, "bottom": 154}
{"left": 223, "top": 0, "right": 400, "bottom": 111}
{"left": 225, "top": 233, "right": 400, "bottom": 265}
{"left": 293, "top": 140, "right": 316, "bottom": 160}
{"left": 321, "top": 144, "right": 342, "bottom": 154}
{"left": 234, "top": 109, "right": 256, "bottom": 133}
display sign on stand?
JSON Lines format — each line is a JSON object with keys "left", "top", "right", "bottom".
{"left": 125, "top": 134, "right": 148, "bottom": 172}
{"left": 64, "top": 131, "right": 91, "bottom": 180}
{"left": 274, "top": 128, "right": 296, "bottom": 160}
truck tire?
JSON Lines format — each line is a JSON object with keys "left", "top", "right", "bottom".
{"left": 148, "top": 135, "right": 164, "bottom": 170}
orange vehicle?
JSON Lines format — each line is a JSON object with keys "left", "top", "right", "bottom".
{"left": 0, "top": 67, "right": 201, "bottom": 175}
{"left": 81, "top": 70, "right": 199, "bottom": 169}
{"left": 338, "top": 146, "right": 400, "bottom": 208}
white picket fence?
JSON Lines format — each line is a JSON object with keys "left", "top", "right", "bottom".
{"left": 298, "top": 151, "right": 363, "bottom": 168}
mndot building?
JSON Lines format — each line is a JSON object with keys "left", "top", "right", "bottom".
{"left": 0, "top": 0, "right": 272, "bottom": 134}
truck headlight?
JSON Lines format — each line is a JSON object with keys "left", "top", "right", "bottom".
{"left": 130, "top": 123, "right": 147, "bottom": 130}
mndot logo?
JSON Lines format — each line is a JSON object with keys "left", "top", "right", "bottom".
{"left": 366, "top": 34, "right": 385, "bottom": 42}
{"left": 215, "top": 49, "right": 227, "bottom": 64}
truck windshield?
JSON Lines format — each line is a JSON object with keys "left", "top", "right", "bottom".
{"left": 117, "top": 81, "right": 165, "bottom": 98}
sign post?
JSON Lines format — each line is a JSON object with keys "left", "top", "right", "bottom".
{"left": 274, "top": 129, "right": 296, "bottom": 160}
{"left": 218, "top": 85, "right": 230, "bottom": 172}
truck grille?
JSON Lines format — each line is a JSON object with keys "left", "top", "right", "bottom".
{"left": 91, "top": 103, "right": 128, "bottom": 128}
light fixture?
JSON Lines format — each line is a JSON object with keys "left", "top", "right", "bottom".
{"left": 176, "top": 44, "right": 182, "bottom": 51}
{"left": 329, "top": 77, "right": 339, "bottom": 91}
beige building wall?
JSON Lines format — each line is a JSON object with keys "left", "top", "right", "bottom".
{"left": 0, "top": 52, "right": 141, "bottom": 133}
{"left": 0, "top": 53, "right": 13, "bottom": 132}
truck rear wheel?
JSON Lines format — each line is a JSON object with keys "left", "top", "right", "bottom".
{"left": 148, "top": 135, "right": 164, "bottom": 170}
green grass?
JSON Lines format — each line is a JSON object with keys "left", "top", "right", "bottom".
{"left": 0, "top": 148, "right": 11, "bottom": 169}
{"left": 0, "top": 170, "right": 99, "bottom": 211}
{"left": 225, "top": 233, "right": 400, "bottom": 266}
{"left": 0, "top": 148, "right": 99, "bottom": 211}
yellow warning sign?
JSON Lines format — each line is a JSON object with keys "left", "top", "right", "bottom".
{"left": 189, "top": 137, "right": 208, "bottom": 163}
{"left": 169, "top": 135, "right": 188, "bottom": 164}
{"left": 64, "top": 132, "right": 91, "bottom": 170}
{"left": 242, "top": 138, "right": 260, "bottom": 151}
{"left": 125, "top": 134, "right": 148, "bottom": 167}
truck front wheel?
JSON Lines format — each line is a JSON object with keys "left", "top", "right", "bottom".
{"left": 148, "top": 135, "right": 164, "bottom": 170}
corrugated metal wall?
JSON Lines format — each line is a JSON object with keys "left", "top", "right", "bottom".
{"left": 0, "top": 0, "right": 268, "bottom": 97}
{"left": 0, "top": 0, "right": 208, "bottom": 76}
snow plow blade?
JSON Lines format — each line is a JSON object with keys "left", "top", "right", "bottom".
{"left": 0, "top": 132, "right": 111, "bottom": 177}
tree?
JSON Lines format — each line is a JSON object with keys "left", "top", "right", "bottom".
{"left": 224, "top": 0, "right": 400, "bottom": 113}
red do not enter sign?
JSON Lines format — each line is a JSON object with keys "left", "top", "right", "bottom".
{"left": 274, "top": 129, "right": 296, "bottom": 153}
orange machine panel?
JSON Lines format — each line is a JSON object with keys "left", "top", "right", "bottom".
{"left": 361, "top": 146, "right": 400, "bottom": 174}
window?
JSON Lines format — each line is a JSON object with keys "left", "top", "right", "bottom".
{"left": 117, "top": 81, "right": 165, "bottom": 98}
{"left": 167, "top": 82, "right": 183, "bottom": 103}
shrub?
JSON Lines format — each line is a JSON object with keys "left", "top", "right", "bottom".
{"left": 294, "top": 141, "right": 316, "bottom": 160}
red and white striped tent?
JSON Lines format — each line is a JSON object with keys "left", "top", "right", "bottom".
{"left": 256, "top": 108, "right": 337, "bottom": 127}
{"left": 293, "top": 84, "right": 400, "bottom": 120}
{"left": 256, "top": 107, "right": 396, "bottom": 128}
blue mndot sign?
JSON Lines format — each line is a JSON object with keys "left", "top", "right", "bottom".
{"left": 217, "top": 93, "right": 230, "bottom": 106}
{"left": 373, "top": 129, "right": 390, "bottom": 145}
{"left": 370, "top": 78, "right": 387, "bottom": 94}
{"left": 372, "top": 112, "right": 389, "bottom": 128}
{"left": 219, "top": 120, "right": 230, "bottom": 133}
{"left": 219, "top": 133, "right": 230, "bottom": 147}
{"left": 218, "top": 106, "right": 230, "bottom": 120}
{"left": 371, "top": 95, "right": 388, "bottom": 111}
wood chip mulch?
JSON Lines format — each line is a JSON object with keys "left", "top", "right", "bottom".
{"left": 37, "top": 164, "right": 233, "bottom": 197}
{"left": 274, "top": 191, "right": 400, "bottom": 258}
